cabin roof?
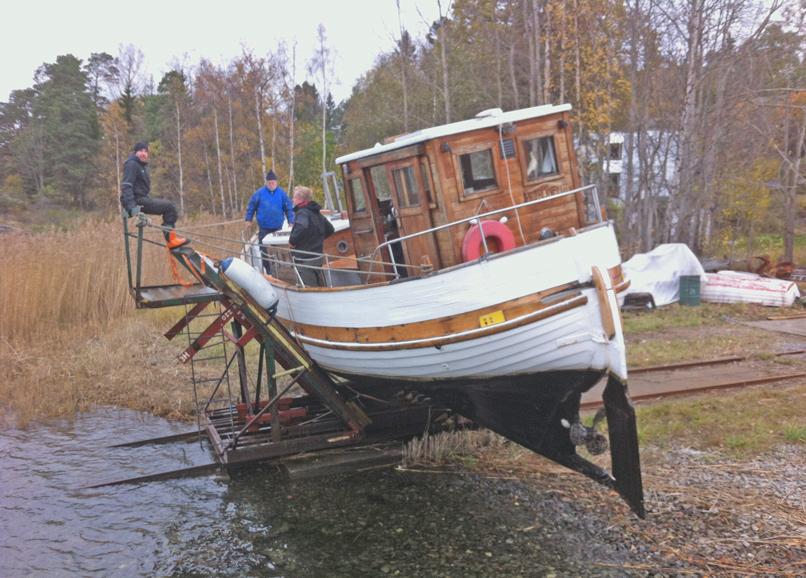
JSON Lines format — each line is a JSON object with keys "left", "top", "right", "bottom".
{"left": 335, "top": 104, "right": 572, "bottom": 165}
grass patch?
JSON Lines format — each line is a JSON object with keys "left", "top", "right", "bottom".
{"left": 783, "top": 425, "right": 806, "bottom": 443}
{"left": 635, "top": 381, "right": 805, "bottom": 456}
{"left": 622, "top": 303, "right": 769, "bottom": 334}
{"left": 625, "top": 329, "right": 777, "bottom": 367}
{"left": 622, "top": 302, "right": 785, "bottom": 367}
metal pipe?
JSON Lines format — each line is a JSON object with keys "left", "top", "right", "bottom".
{"left": 135, "top": 217, "right": 145, "bottom": 301}
{"left": 478, "top": 220, "right": 489, "bottom": 257}
{"left": 122, "top": 216, "right": 133, "bottom": 291}
{"left": 230, "top": 320, "right": 251, "bottom": 405}
{"left": 254, "top": 342, "right": 264, "bottom": 409}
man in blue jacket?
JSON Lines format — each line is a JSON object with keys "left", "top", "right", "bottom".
{"left": 244, "top": 170, "right": 295, "bottom": 274}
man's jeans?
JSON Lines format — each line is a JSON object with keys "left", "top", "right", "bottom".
{"left": 258, "top": 228, "right": 279, "bottom": 275}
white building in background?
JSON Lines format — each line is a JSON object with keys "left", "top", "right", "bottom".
{"left": 601, "top": 131, "right": 678, "bottom": 201}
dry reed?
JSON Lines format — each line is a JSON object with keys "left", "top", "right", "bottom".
{"left": 403, "top": 429, "right": 507, "bottom": 465}
{"left": 0, "top": 216, "right": 247, "bottom": 425}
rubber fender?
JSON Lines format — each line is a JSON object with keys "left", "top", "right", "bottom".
{"left": 461, "top": 220, "right": 516, "bottom": 262}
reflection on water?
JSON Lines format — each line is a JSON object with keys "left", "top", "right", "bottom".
{"left": 1, "top": 410, "right": 617, "bottom": 577}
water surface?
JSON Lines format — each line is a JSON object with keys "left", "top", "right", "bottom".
{"left": 1, "top": 409, "right": 626, "bottom": 576}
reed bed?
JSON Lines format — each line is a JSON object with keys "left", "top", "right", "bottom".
{"left": 0, "top": 221, "right": 133, "bottom": 342}
{"left": 0, "top": 216, "right": 247, "bottom": 425}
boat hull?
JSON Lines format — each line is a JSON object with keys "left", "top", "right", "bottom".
{"left": 273, "top": 223, "right": 628, "bottom": 383}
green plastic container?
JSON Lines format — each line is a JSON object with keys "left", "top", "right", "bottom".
{"left": 679, "top": 275, "right": 701, "bottom": 306}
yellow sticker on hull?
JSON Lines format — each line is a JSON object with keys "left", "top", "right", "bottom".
{"left": 479, "top": 310, "right": 506, "bottom": 327}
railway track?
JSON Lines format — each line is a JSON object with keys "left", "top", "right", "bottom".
{"left": 581, "top": 349, "right": 806, "bottom": 409}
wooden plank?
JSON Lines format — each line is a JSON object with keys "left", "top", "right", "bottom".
{"left": 281, "top": 284, "right": 580, "bottom": 343}
{"left": 591, "top": 266, "right": 616, "bottom": 339}
{"left": 292, "top": 294, "right": 588, "bottom": 351}
{"left": 83, "top": 463, "right": 221, "bottom": 489}
{"left": 281, "top": 446, "right": 402, "bottom": 480}
{"left": 109, "top": 430, "right": 201, "bottom": 448}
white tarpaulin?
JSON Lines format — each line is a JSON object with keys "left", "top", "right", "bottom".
{"left": 701, "top": 271, "right": 801, "bottom": 307}
{"left": 622, "top": 243, "right": 707, "bottom": 306}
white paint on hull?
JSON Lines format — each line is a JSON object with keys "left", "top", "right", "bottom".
{"left": 275, "top": 224, "right": 622, "bottom": 328}
{"left": 269, "top": 223, "right": 628, "bottom": 383}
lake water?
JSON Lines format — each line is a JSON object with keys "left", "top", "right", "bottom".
{"left": 1, "top": 409, "right": 627, "bottom": 577}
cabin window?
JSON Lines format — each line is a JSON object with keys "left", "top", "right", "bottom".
{"left": 609, "top": 142, "right": 622, "bottom": 161}
{"left": 348, "top": 177, "right": 367, "bottom": 212}
{"left": 392, "top": 166, "right": 420, "bottom": 207}
{"left": 523, "top": 136, "right": 558, "bottom": 181}
{"left": 369, "top": 165, "right": 392, "bottom": 201}
{"left": 459, "top": 149, "right": 497, "bottom": 194}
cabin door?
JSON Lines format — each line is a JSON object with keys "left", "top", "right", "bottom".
{"left": 365, "top": 164, "right": 408, "bottom": 277}
{"left": 344, "top": 173, "right": 381, "bottom": 277}
{"left": 388, "top": 159, "right": 440, "bottom": 271}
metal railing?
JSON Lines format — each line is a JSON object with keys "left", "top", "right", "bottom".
{"left": 121, "top": 184, "right": 602, "bottom": 291}
{"left": 371, "top": 184, "right": 601, "bottom": 278}
{"left": 239, "top": 183, "right": 603, "bottom": 288}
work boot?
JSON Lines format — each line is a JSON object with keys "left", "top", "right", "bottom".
{"left": 165, "top": 229, "right": 189, "bottom": 249}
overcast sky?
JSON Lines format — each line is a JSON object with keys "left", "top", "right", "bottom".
{"left": 1, "top": 0, "right": 442, "bottom": 104}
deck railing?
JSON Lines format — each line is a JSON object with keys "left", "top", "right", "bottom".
{"left": 121, "top": 184, "right": 604, "bottom": 291}
{"left": 371, "top": 183, "right": 601, "bottom": 280}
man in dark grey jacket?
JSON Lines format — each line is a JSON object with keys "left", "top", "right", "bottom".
{"left": 120, "top": 142, "right": 187, "bottom": 249}
{"left": 289, "top": 186, "right": 335, "bottom": 287}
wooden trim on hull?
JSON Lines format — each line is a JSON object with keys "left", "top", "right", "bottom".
{"left": 288, "top": 292, "right": 589, "bottom": 351}
{"left": 280, "top": 281, "right": 579, "bottom": 341}
{"left": 592, "top": 265, "right": 616, "bottom": 339}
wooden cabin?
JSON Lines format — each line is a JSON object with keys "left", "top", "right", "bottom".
{"left": 335, "top": 104, "right": 590, "bottom": 279}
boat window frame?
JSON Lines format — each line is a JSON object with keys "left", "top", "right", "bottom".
{"left": 368, "top": 164, "right": 394, "bottom": 203}
{"left": 452, "top": 143, "right": 501, "bottom": 201}
{"left": 517, "top": 131, "right": 563, "bottom": 184}
{"left": 346, "top": 174, "right": 368, "bottom": 214}
{"left": 390, "top": 163, "right": 421, "bottom": 210}
{"left": 419, "top": 157, "right": 437, "bottom": 208}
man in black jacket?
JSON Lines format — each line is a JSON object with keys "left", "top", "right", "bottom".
{"left": 120, "top": 142, "right": 188, "bottom": 249}
{"left": 289, "top": 186, "right": 335, "bottom": 287}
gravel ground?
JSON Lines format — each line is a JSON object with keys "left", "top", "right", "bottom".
{"left": 473, "top": 443, "right": 805, "bottom": 576}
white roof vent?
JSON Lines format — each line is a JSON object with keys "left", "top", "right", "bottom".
{"left": 475, "top": 107, "right": 503, "bottom": 118}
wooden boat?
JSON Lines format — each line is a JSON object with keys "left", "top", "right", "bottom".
{"left": 250, "top": 104, "right": 644, "bottom": 515}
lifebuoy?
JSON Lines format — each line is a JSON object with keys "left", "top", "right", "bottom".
{"left": 461, "top": 220, "right": 516, "bottom": 261}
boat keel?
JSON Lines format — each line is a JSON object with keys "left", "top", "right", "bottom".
{"left": 382, "top": 370, "right": 646, "bottom": 517}
{"left": 602, "top": 373, "right": 645, "bottom": 517}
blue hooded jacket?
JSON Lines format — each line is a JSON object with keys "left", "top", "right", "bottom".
{"left": 244, "top": 185, "right": 295, "bottom": 230}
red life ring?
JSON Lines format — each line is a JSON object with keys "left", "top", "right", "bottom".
{"left": 461, "top": 220, "right": 517, "bottom": 261}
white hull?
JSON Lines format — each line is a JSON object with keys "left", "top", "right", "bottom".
{"left": 271, "top": 223, "right": 627, "bottom": 382}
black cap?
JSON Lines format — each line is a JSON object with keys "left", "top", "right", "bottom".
{"left": 265, "top": 169, "right": 278, "bottom": 181}
{"left": 133, "top": 142, "right": 148, "bottom": 153}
